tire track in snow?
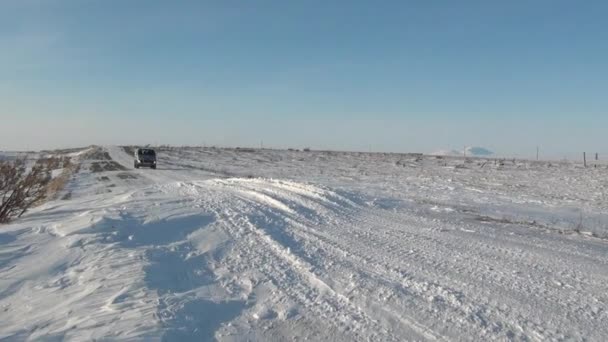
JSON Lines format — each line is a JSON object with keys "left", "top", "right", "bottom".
{"left": 185, "top": 179, "right": 443, "bottom": 341}
{"left": 85, "top": 145, "right": 608, "bottom": 340}
{"left": 199, "top": 179, "right": 608, "bottom": 341}
{"left": 318, "top": 208, "right": 608, "bottom": 340}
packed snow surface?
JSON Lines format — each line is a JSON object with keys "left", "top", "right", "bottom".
{"left": 1, "top": 146, "right": 607, "bottom": 341}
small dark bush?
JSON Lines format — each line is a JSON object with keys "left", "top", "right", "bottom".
{"left": 0, "top": 158, "right": 53, "bottom": 223}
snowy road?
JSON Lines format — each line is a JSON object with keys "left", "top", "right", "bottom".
{"left": 1, "top": 146, "right": 607, "bottom": 341}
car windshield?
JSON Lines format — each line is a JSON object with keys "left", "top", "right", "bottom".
{"left": 138, "top": 149, "right": 155, "bottom": 156}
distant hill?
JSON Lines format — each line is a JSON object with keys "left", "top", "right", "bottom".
{"left": 466, "top": 147, "right": 494, "bottom": 156}
{"left": 431, "top": 147, "right": 494, "bottom": 157}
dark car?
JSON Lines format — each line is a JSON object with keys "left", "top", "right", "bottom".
{"left": 134, "top": 148, "right": 157, "bottom": 169}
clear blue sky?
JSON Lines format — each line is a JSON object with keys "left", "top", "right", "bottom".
{"left": 1, "top": 1, "right": 607, "bottom": 158}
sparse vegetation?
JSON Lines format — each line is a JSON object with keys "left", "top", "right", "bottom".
{"left": 0, "top": 158, "right": 53, "bottom": 223}
{"left": 0, "top": 154, "right": 80, "bottom": 221}
{"left": 90, "top": 161, "right": 127, "bottom": 172}
{"left": 45, "top": 156, "right": 80, "bottom": 201}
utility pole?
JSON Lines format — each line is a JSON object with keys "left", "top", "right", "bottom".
{"left": 584, "top": 152, "right": 587, "bottom": 168}
{"left": 536, "top": 146, "right": 539, "bottom": 161}
{"left": 464, "top": 146, "right": 466, "bottom": 158}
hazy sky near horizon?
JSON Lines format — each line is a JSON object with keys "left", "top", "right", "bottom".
{"left": 2, "top": 1, "right": 607, "bottom": 157}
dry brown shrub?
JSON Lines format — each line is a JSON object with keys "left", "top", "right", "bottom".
{"left": 0, "top": 158, "right": 52, "bottom": 223}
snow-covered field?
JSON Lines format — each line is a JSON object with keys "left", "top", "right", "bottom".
{"left": 1, "top": 146, "right": 607, "bottom": 341}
